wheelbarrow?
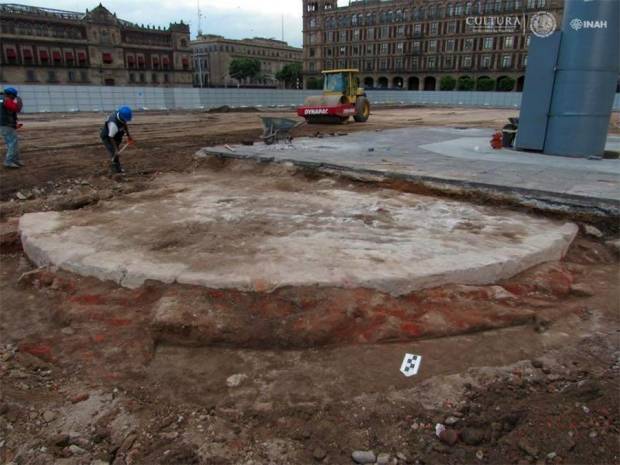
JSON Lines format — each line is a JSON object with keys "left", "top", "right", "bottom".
{"left": 259, "top": 116, "right": 305, "bottom": 145}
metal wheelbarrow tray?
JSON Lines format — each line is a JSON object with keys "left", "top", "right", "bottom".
{"left": 260, "top": 116, "right": 305, "bottom": 145}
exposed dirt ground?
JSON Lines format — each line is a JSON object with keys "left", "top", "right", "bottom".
{"left": 0, "top": 107, "right": 619, "bottom": 465}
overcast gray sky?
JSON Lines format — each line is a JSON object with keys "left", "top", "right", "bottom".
{"left": 13, "top": 1, "right": 350, "bottom": 47}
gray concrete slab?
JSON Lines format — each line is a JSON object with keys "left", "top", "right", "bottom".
{"left": 199, "top": 127, "right": 620, "bottom": 216}
{"left": 20, "top": 171, "right": 577, "bottom": 294}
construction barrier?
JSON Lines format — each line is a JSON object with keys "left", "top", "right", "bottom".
{"left": 4, "top": 84, "right": 620, "bottom": 114}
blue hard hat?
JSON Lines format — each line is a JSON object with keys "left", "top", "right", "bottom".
{"left": 118, "top": 106, "right": 133, "bottom": 122}
{"left": 3, "top": 87, "right": 18, "bottom": 97}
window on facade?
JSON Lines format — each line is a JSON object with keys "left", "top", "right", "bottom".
{"left": 81, "top": 71, "right": 88, "bottom": 82}
{"left": 444, "top": 56, "right": 454, "bottom": 68}
{"left": 413, "top": 41, "right": 421, "bottom": 52}
{"left": 523, "top": 54, "right": 528, "bottom": 67}
{"left": 47, "top": 70, "right": 57, "bottom": 82}
{"left": 504, "top": 36, "right": 514, "bottom": 48}
{"left": 427, "top": 56, "right": 436, "bottom": 69}
{"left": 485, "top": 1, "right": 494, "bottom": 13}
{"left": 78, "top": 51, "right": 87, "bottom": 65}
{"left": 446, "top": 40, "right": 456, "bottom": 52}
{"left": 455, "top": 3, "right": 463, "bottom": 15}
{"left": 412, "top": 57, "right": 419, "bottom": 68}
{"left": 395, "top": 57, "right": 403, "bottom": 69}
{"left": 495, "top": 0, "right": 503, "bottom": 12}
{"left": 428, "top": 40, "right": 438, "bottom": 53}
{"left": 39, "top": 50, "right": 49, "bottom": 63}
{"left": 68, "top": 70, "right": 75, "bottom": 82}
{"left": 139, "top": 73, "right": 146, "bottom": 83}
{"left": 430, "top": 22, "right": 439, "bottom": 34}
{"left": 52, "top": 50, "right": 62, "bottom": 63}
{"left": 396, "top": 42, "right": 404, "bottom": 53}
{"left": 102, "top": 52, "right": 113, "bottom": 64}
{"left": 481, "top": 55, "right": 492, "bottom": 68}
{"left": 483, "top": 37, "right": 494, "bottom": 49}
{"left": 464, "top": 38, "right": 475, "bottom": 50}
{"left": 380, "top": 43, "right": 388, "bottom": 54}
{"left": 26, "top": 69, "right": 37, "bottom": 82}
{"left": 462, "top": 55, "right": 472, "bottom": 68}
{"left": 353, "top": 29, "right": 360, "bottom": 41}
{"left": 164, "top": 74, "right": 169, "bottom": 83}
{"left": 414, "top": 24, "right": 422, "bottom": 35}
{"left": 339, "top": 31, "right": 347, "bottom": 42}
{"left": 379, "top": 59, "right": 387, "bottom": 70}
{"left": 18, "top": 48, "right": 32, "bottom": 64}
{"left": 129, "top": 73, "right": 135, "bottom": 83}
{"left": 152, "top": 73, "right": 158, "bottom": 83}
{"left": 366, "top": 45, "right": 373, "bottom": 55}
{"left": 162, "top": 57, "right": 170, "bottom": 69}
{"left": 309, "top": 62, "right": 316, "bottom": 72}
{"left": 339, "top": 46, "right": 346, "bottom": 55}
{"left": 502, "top": 55, "right": 512, "bottom": 68}
{"left": 397, "top": 25, "right": 405, "bottom": 37}
{"left": 447, "top": 22, "right": 457, "bottom": 33}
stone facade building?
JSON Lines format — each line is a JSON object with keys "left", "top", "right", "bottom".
{"left": 191, "top": 35, "right": 303, "bottom": 88}
{"left": 0, "top": 3, "right": 193, "bottom": 87}
{"left": 302, "top": 0, "right": 565, "bottom": 91}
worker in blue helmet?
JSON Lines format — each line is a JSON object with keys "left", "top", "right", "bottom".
{"left": 1, "top": 87, "right": 24, "bottom": 169}
{"left": 100, "top": 106, "right": 134, "bottom": 174}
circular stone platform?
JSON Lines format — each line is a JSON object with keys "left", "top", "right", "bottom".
{"left": 19, "top": 170, "right": 578, "bottom": 295}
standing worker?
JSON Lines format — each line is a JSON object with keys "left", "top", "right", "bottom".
{"left": 100, "top": 106, "right": 134, "bottom": 174}
{"left": 0, "top": 87, "right": 24, "bottom": 169}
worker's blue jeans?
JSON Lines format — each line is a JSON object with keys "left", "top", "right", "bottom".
{"left": 0, "top": 126, "right": 20, "bottom": 166}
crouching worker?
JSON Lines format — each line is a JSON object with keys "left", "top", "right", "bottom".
{"left": 1, "top": 87, "right": 24, "bottom": 169}
{"left": 100, "top": 106, "right": 133, "bottom": 174}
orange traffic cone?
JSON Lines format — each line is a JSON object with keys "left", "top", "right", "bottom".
{"left": 490, "top": 131, "right": 503, "bottom": 150}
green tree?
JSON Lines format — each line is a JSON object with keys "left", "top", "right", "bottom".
{"left": 497, "top": 76, "right": 516, "bottom": 92}
{"left": 306, "top": 77, "right": 324, "bottom": 90}
{"left": 276, "top": 63, "right": 303, "bottom": 89}
{"left": 476, "top": 77, "right": 495, "bottom": 92}
{"left": 229, "top": 58, "right": 261, "bottom": 81}
{"left": 440, "top": 76, "right": 457, "bottom": 91}
{"left": 457, "top": 76, "right": 475, "bottom": 91}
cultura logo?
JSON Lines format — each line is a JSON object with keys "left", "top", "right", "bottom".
{"left": 530, "top": 11, "right": 557, "bottom": 38}
{"left": 570, "top": 18, "right": 583, "bottom": 30}
{"left": 569, "top": 17, "right": 608, "bottom": 31}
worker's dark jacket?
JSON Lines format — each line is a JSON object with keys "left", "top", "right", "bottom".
{"left": 0, "top": 94, "right": 22, "bottom": 129}
{"left": 100, "top": 113, "right": 127, "bottom": 143}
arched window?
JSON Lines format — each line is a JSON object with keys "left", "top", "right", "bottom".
{"left": 447, "top": 3, "right": 454, "bottom": 16}
{"left": 455, "top": 2, "right": 463, "bottom": 15}
{"left": 387, "top": 10, "right": 394, "bottom": 23}
{"left": 428, "top": 4, "right": 437, "bottom": 18}
{"left": 465, "top": 2, "right": 473, "bottom": 15}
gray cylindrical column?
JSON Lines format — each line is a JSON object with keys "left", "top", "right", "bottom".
{"left": 544, "top": 0, "right": 620, "bottom": 158}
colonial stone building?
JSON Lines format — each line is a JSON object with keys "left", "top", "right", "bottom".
{"left": 302, "top": 0, "right": 565, "bottom": 91}
{"left": 191, "top": 35, "right": 303, "bottom": 88}
{"left": 0, "top": 3, "right": 193, "bottom": 86}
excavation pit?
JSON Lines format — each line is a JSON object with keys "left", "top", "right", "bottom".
{"left": 19, "top": 164, "right": 578, "bottom": 347}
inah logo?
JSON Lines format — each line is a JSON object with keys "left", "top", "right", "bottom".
{"left": 530, "top": 11, "right": 557, "bottom": 38}
{"left": 570, "top": 17, "right": 608, "bottom": 31}
{"left": 570, "top": 18, "right": 583, "bottom": 30}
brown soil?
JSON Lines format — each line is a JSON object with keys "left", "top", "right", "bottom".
{"left": 0, "top": 107, "right": 618, "bottom": 465}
